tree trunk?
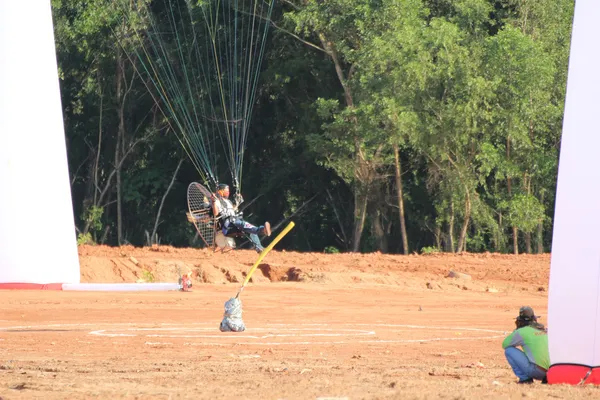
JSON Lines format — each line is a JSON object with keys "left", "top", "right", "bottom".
{"left": 456, "top": 190, "right": 471, "bottom": 253}
{"left": 506, "top": 136, "right": 518, "bottom": 255}
{"left": 115, "top": 156, "right": 122, "bottom": 245}
{"left": 537, "top": 191, "right": 545, "bottom": 253}
{"left": 150, "top": 159, "right": 184, "bottom": 245}
{"left": 492, "top": 224, "right": 498, "bottom": 253}
{"left": 523, "top": 175, "right": 532, "bottom": 254}
{"left": 448, "top": 200, "right": 455, "bottom": 253}
{"left": 524, "top": 233, "right": 531, "bottom": 253}
{"left": 393, "top": 144, "right": 409, "bottom": 254}
{"left": 319, "top": 32, "right": 371, "bottom": 253}
{"left": 94, "top": 77, "right": 103, "bottom": 206}
{"left": 82, "top": 136, "right": 144, "bottom": 235}
{"left": 115, "top": 53, "right": 125, "bottom": 245}
{"left": 434, "top": 225, "right": 441, "bottom": 250}
{"left": 498, "top": 212, "right": 503, "bottom": 253}
{"left": 326, "top": 189, "right": 348, "bottom": 248}
{"left": 372, "top": 209, "right": 388, "bottom": 253}
{"left": 351, "top": 190, "right": 368, "bottom": 252}
{"left": 80, "top": 79, "right": 105, "bottom": 237}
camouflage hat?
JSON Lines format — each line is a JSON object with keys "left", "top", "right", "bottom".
{"left": 518, "top": 306, "right": 539, "bottom": 321}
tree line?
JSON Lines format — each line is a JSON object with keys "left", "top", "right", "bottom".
{"left": 51, "top": 0, "right": 574, "bottom": 254}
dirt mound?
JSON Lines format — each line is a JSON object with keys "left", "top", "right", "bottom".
{"left": 76, "top": 245, "right": 551, "bottom": 293}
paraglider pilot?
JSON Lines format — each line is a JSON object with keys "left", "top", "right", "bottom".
{"left": 502, "top": 306, "right": 549, "bottom": 384}
{"left": 212, "top": 183, "right": 271, "bottom": 252}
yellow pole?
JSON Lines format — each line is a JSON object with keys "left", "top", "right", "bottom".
{"left": 235, "top": 221, "right": 295, "bottom": 298}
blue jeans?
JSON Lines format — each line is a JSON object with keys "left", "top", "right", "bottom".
{"left": 222, "top": 218, "right": 264, "bottom": 250}
{"left": 504, "top": 347, "right": 547, "bottom": 381}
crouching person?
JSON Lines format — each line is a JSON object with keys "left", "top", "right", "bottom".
{"left": 502, "top": 306, "right": 549, "bottom": 384}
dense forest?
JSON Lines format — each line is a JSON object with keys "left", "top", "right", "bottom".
{"left": 51, "top": 0, "right": 575, "bottom": 254}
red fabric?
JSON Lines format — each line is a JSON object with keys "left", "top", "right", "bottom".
{"left": 547, "top": 365, "right": 600, "bottom": 385}
{"left": 0, "top": 283, "right": 63, "bottom": 290}
{"left": 589, "top": 370, "right": 600, "bottom": 385}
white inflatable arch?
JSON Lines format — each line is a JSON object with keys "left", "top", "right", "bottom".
{"left": 0, "top": 1, "right": 80, "bottom": 287}
{"left": 0, "top": 2, "right": 186, "bottom": 293}
{"left": 548, "top": 0, "right": 600, "bottom": 385}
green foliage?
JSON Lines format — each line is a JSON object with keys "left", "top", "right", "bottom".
{"left": 499, "top": 194, "right": 545, "bottom": 234}
{"left": 50, "top": 0, "right": 574, "bottom": 253}
{"left": 140, "top": 270, "right": 155, "bottom": 283}
{"left": 82, "top": 206, "right": 104, "bottom": 234}
{"left": 420, "top": 246, "right": 440, "bottom": 255}
{"left": 324, "top": 246, "right": 340, "bottom": 254}
{"left": 77, "top": 232, "right": 96, "bottom": 246}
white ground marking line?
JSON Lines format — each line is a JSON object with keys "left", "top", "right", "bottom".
{"left": 180, "top": 334, "right": 506, "bottom": 346}
{"left": 89, "top": 330, "right": 135, "bottom": 337}
{"left": 0, "top": 322, "right": 506, "bottom": 345}
{"left": 132, "top": 327, "right": 371, "bottom": 332}
{"left": 0, "top": 322, "right": 217, "bottom": 334}
{"left": 0, "top": 322, "right": 166, "bottom": 331}
{"left": 90, "top": 327, "right": 376, "bottom": 339}
{"left": 202, "top": 322, "right": 507, "bottom": 334}
{"left": 91, "top": 324, "right": 504, "bottom": 345}
{"left": 316, "top": 397, "right": 349, "bottom": 400}
{"left": 353, "top": 323, "right": 505, "bottom": 333}
{"left": 0, "top": 321, "right": 501, "bottom": 333}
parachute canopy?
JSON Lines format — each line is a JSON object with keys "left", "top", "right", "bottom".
{"left": 119, "top": 0, "right": 275, "bottom": 191}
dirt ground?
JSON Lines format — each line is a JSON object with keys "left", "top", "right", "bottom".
{"left": 1, "top": 245, "right": 598, "bottom": 399}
